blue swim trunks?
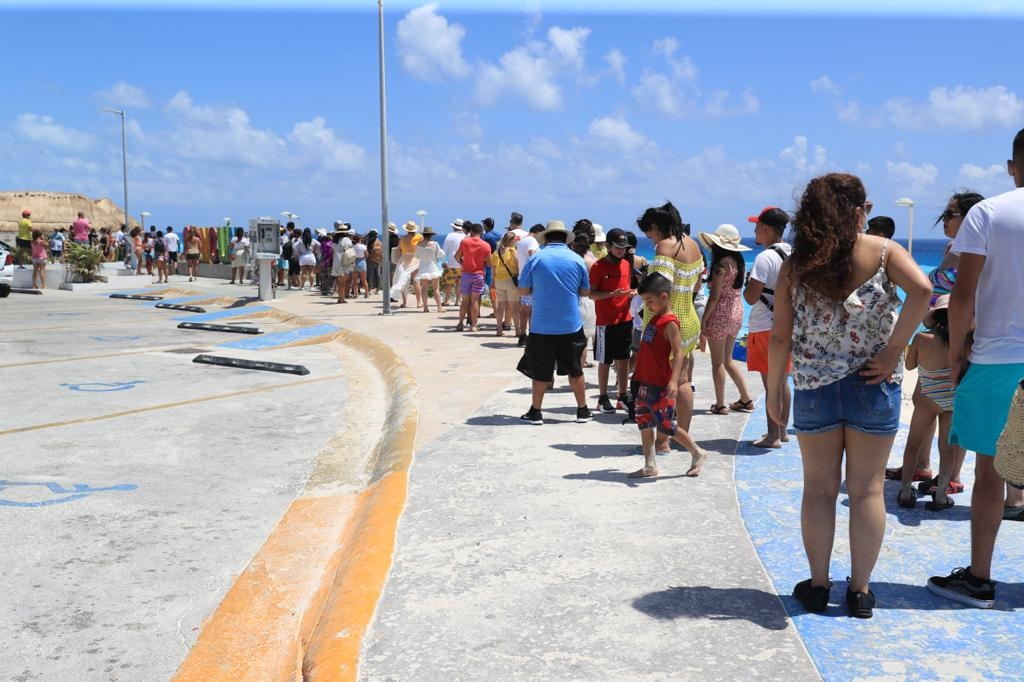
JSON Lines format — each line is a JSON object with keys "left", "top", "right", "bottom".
{"left": 950, "top": 362, "right": 1024, "bottom": 456}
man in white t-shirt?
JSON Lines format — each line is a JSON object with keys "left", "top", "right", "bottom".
{"left": 743, "top": 207, "right": 793, "bottom": 448}
{"left": 515, "top": 222, "right": 545, "bottom": 346}
{"left": 163, "top": 226, "right": 180, "bottom": 276}
{"left": 441, "top": 218, "right": 466, "bottom": 306}
{"left": 928, "top": 127, "right": 1024, "bottom": 609}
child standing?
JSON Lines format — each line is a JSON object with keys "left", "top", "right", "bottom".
{"left": 31, "top": 229, "right": 48, "bottom": 289}
{"left": 896, "top": 296, "right": 966, "bottom": 510}
{"left": 628, "top": 272, "right": 707, "bottom": 479}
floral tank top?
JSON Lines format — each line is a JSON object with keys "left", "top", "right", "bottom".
{"left": 644, "top": 240, "right": 702, "bottom": 355}
{"left": 791, "top": 240, "right": 902, "bottom": 390}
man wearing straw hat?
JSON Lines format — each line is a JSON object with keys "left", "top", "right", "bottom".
{"left": 928, "top": 127, "right": 1024, "bottom": 609}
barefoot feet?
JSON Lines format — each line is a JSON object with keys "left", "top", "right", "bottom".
{"left": 686, "top": 450, "right": 708, "bottom": 477}
{"left": 628, "top": 466, "right": 659, "bottom": 479}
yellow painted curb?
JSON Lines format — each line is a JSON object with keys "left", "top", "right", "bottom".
{"left": 172, "top": 326, "right": 418, "bottom": 681}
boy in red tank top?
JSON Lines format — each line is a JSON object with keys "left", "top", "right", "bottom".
{"left": 629, "top": 273, "right": 706, "bottom": 479}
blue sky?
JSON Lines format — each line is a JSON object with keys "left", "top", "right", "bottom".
{"left": 3, "top": 1, "right": 1023, "bottom": 238}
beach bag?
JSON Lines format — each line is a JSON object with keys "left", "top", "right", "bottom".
{"left": 341, "top": 247, "right": 357, "bottom": 269}
{"left": 995, "top": 379, "right": 1024, "bottom": 490}
{"left": 732, "top": 335, "right": 748, "bottom": 362}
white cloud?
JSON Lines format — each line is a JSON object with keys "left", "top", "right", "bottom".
{"left": 886, "top": 160, "right": 939, "bottom": 194}
{"left": 547, "top": 26, "right": 590, "bottom": 71}
{"left": 632, "top": 72, "right": 682, "bottom": 117}
{"left": 475, "top": 26, "right": 593, "bottom": 111}
{"left": 162, "top": 91, "right": 364, "bottom": 172}
{"left": 287, "top": 117, "right": 365, "bottom": 171}
{"left": 780, "top": 136, "right": 828, "bottom": 175}
{"left": 652, "top": 36, "right": 697, "bottom": 80}
{"left": 95, "top": 81, "right": 152, "bottom": 109}
{"left": 164, "top": 91, "right": 284, "bottom": 166}
{"left": 885, "top": 85, "right": 1024, "bottom": 131}
{"left": 958, "top": 163, "right": 1013, "bottom": 196}
{"left": 396, "top": 3, "right": 470, "bottom": 82}
{"left": 810, "top": 75, "right": 840, "bottom": 95}
{"left": 14, "top": 113, "right": 96, "bottom": 152}
{"left": 632, "top": 37, "right": 754, "bottom": 120}
{"left": 588, "top": 116, "right": 650, "bottom": 154}
{"left": 604, "top": 49, "right": 626, "bottom": 84}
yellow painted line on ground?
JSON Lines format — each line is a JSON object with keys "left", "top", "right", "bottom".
{"left": 172, "top": 331, "right": 419, "bottom": 682}
{"left": 0, "top": 374, "right": 342, "bottom": 438}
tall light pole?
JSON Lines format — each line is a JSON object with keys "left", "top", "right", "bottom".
{"left": 378, "top": 0, "right": 392, "bottom": 315}
{"left": 416, "top": 209, "right": 426, "bottom": 230}
{"left": 895, "top": 197, "right": 914, "bottom": 257}
{"left": 102, "top": 108, "right": 130, "bottom": 236}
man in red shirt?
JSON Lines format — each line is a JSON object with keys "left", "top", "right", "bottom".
{"left": 588, "top": 228, "right": 634, "bottom": 413}
{"left": 455, "top": 222, "right": 492, "bottom": 332}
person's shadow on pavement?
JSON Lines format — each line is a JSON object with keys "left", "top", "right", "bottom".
{"left": 632, "top": 585, "right": 790, "bottom": 630}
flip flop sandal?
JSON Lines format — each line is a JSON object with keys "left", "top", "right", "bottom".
{"left": 709, "top": 404, "right": 729, "bottom": 415}
{"left": 885, "top": 467, "right": 933, "bottom": 481}
{"left": 925, "top": 498, "right": 954, "bottom": 511}
{"left": 729, "top": 399, "right": 755, "bottom": 412}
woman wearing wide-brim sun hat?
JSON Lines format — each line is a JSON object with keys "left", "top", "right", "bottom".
{"left": 697, "top": 224, "right": 755, "bottom": 416}
{"left": 390, "top": 220, "right": 424, "bottom": 307}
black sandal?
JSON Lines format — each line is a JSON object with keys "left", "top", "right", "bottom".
{"left": 729, "top": 399, "right": 755, "bottom": 412}
{"left": 896, "top": 489, "right": 917, "bottom": 509}
{"left": 709, "top": 404, "right": 729, "bottom": 415}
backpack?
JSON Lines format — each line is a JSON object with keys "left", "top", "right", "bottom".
{"left": 281, "top": 240, "right": 293, "bottom": 260}
{"left": 341, "top": 246, "right": 357, "bottom": 268}
{"left": 153, "top": 238, "right": 166, "bottom": 255}
{"left": 757, "top": 245, "right": 788, "bottom": 312}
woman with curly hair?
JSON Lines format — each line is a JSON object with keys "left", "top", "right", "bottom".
{"left": 767, "top": 173, "right": 930, "bottom": 619}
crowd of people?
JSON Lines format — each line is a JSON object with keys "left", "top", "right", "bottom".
{"left": 389, "top": 127, "right": 1022, "bottom": 621}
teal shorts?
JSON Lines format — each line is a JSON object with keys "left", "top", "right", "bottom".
{"left": 950, "top": 362, "right": 1024, "bottom": 456}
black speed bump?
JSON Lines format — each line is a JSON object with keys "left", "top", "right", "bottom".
{"left": 156, "top": 303, "right": 206, "bottom": 313}
{"left": 193, "top": 354, "right": 310, "bottom": 375}
{"left": 10, "top": 288, "right": 43, "bottom": 295}
{"left": 110, "top": 293, "right": 163, "bottom": 301}
{"left": 178, "top": 321, "right": 263, "bottom": 334}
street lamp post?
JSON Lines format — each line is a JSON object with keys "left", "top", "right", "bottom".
{"left": 102, "top": 108, "right": 129, "bottom": 236}
{"left": 378, "top": 0, "right": 392, "bottom": 315}
{"left": 416, "top": 209, "right": 426, "bottom": 230}
{"left": 895, "top": 197, "right": 915, "bottom": 257}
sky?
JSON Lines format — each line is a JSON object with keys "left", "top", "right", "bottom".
{"left": 3, "top": 1, "right": 1024, "bottom": 238}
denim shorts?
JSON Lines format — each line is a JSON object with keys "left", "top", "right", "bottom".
{"left": 793, "top": 372, "right": 901, "bottom": 436}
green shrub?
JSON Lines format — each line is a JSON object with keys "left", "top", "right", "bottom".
{"left": 63, "top": 241, "right": 105, "bottom": 282}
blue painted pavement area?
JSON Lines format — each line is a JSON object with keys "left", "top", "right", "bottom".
{"left": 736, "top": 397, "right": 1024, "bottom": 681}
{"left": 172, "top": 306, "right": 272, "bottom": 322}
{"left": 218, "top": 324, "right": 339, "bottom": 350}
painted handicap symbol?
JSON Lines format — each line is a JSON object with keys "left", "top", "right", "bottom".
{"left": 90, "top": 335, "right": 141, "bottom": 342}
{"left": 0, "top": 480, "right": 138, "bottom": 508}
{"left": 61, "top": 380, "right": 147, "bottom": 393}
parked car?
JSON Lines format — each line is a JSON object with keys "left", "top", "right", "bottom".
{"left": 0, "top": 238, "right": 14, "bottom": 281}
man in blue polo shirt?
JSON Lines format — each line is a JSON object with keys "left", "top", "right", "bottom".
{"left": 518, "top": 220, "right": 592, "bottom": 425}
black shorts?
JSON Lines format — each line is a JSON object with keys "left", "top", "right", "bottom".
{"left": 167, "top": 251, "right": 179, "bottom": 263}
{"left": 523, "top": 328, "right": 586, "bottom": 382}
{"left": 289, "top": 259, "right": 301, "bottom": 276}
{"left": 16, "top": 237, "right": 31, "bottom": 250}
{"left": 594, "top": 321, "right": 633, "bottom": 364}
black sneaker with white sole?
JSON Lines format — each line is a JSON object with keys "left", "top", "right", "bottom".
{"left": 519, "top": 407, "right": 543, "bottom": 425}
{"left": 926, "top": 566, "right": 995, "bottom": 608}
{"left": 597, "top": 395, "right": 615, "bottom": 413}
{"left": 576, "top": 406, "right": 593, "bottom": 423}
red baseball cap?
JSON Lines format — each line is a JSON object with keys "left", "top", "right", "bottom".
{"left": 748, "top": 207, "right": 788, "bottom": 230}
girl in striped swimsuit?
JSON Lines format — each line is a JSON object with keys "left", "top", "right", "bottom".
{"left": 896, "top": 296, "right": 966, "bottom": 511}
